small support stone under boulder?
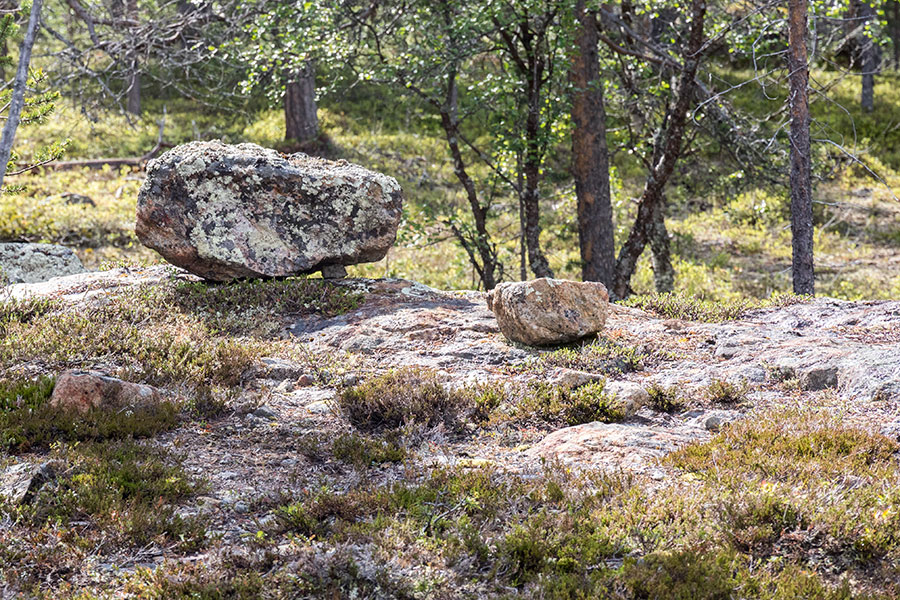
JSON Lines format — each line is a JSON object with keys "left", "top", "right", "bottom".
{"left": 135, "top": 141, "right": 403, "bottom": 282}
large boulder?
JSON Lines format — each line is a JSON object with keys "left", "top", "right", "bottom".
{"left": 135, "top": 141, "right": 403, "bottom": 281}
{"left": 486, "top": 278, "right": 609, "bottom": 346}
{"left": 0, "top": 242, "right": 86, "bottom": 284}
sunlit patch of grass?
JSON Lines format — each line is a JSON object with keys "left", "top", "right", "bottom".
{"left": 172, "top": 277, "right": 363, "bottom": 336}
{"left": 0, "top": 277, "right": 361, "bottom": 391}
{"left": 625, "top": 290, "right": 807, "bottom": 322}
{"left": 537, "top": 337, "right": 645, "bottom": 375}
{"left": 670, "top": 409, "right": 900, "bottom": 564}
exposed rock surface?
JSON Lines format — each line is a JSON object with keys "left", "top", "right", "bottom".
{"left": 290, "top": 278, "right": 525, "bottom": 371}
{"left": 549, "top": 368, "right": 605, "bottom": 389}
{"left": 526, "top": 422, "right": 700, "bottom": 477}
{"left": 136, "top": 141, "right": 403, "bottom": 281}
{"left": 486, "top": 278, "right": 609, "bottom": 346}
{"left": 50, "top": 370, "right": 166, "bottom": 414}
{"left": 0, "top": 242, "right": 86, "bottom": 284}
{"left": 8, "top": 266, "right": 900, "bottom": 594}
{"left": 10, "top": 268, "right": 900, "bottom": 472}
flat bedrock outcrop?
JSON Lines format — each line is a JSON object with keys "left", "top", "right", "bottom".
{"left": 486, "top": 278, "right": 610, "bottom": 346}
{"left": 135, "top": 141, "right": 403, "bottom": 281}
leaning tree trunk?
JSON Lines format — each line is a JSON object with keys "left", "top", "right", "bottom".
{"left": 285, "top": 62, "right": 318, "bottom": 143}
{"left": 0, "top": 0, "right": 41, "bottom": 189}
{"left": 612, "top": 0, "right": 706, "bottom": 299}
{"left": 858, "top": 0, "right": 877, "bottom": 112}
{"left": 571, "top": 0, "right": 615, "bottom": 289}
{"left": 788, "top": 0, "right": 815, "bottom": 295}
{"left": 439, "top": 65, "right": 498, "bottom": 290}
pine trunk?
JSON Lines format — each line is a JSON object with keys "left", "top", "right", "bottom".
{"left": 285, "top": 63, "right": 318, "bottom": 143}
{"left": 648, "top": 202, "right": 674, "bottom": 293}
{"left": 788, "top": 0, "right": 815, "bottom": 295}
{"left": 571, "top": 0, "right": 615, "bottom": 289}
{"left": 858, "top": 0, "right": 877, "bottom": 112}
{"left": 127, "top": 70, "right": 141, "bottom": 116}
{"left": 612, "top": 0, "right": 706, "bottom": 299}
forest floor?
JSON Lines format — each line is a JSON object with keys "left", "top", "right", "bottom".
{"left": 1, "top": 268, "right": 899, "bottom": 598}
{"left": 1, "top": 72, "right": 899, "bottom": 598}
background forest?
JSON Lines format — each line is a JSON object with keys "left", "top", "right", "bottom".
{"left": 2, "top": 0, "right": 900, "bottom": 299}
{"left": 4, "top": 3, "right": 900, "bottom": 598}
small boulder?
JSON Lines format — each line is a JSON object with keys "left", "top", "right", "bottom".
{"left": 0, "top": 242, "right": 86, "bottom": 284}
{"left": 486, "top": 278, "right": 609, "bottom": 346}
{"left": 0, "top": 461, "right": 59, "bottom": 505}
{"left": 603, "top": 381, "right": 650, "bottom": 411}
{"left": 62, "top": 193, "right": 96, "bottom": 207}
{"left": 135, "top": 141, "right": 403, "bottom": 281}
{"left": 800, "top": 365, "right": 839, "bottom": 391}
{"left": 549, "top": 368, "right": 604, "bottom": 389}
{"left": 50, "top": 370, "right": 165, "bottom": 414}
{"left": 526, "top": 421, "right": 697, "bottom": 473}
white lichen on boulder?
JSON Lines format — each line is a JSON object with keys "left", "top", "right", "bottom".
{"left": 135, "top": 141, "right": 403, "bottom": 281}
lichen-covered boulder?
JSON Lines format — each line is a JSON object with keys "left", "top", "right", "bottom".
{"left": 135, "top": 141, "right": 403, "bottom": 281}
{"left": 0, "top": 243, "right": 86, "bottom": 284}
{"left": 486, "top": 278, "right": 609, "bottom": 346}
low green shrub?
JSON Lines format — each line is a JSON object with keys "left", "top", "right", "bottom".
{"left": 337, "top": 367, "right": 469, "bottom": 432}
{"left": 518, "top": 381, "right": 625, "bottom": 426}
{"left": 647, "top": 383, "right": 685, "bottom": 413}
{"left": 332, "top": 432, "right": 407, "bottom": 468}
{"left": 11, "top": 440, "right": 206, "bottom": 551}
